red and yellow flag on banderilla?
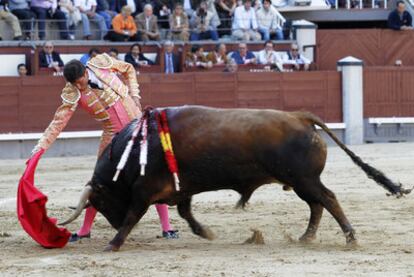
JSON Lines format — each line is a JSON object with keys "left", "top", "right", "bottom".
{"left": 156, "top": 110, "right": 180, "bottom": 191}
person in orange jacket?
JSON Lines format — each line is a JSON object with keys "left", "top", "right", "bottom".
{"left": 105, "top": 5, "right": 140, "bottom": 41}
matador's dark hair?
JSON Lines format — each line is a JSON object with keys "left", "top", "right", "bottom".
{"left": 63, "top": 60, "right": 86, "bottom": 83}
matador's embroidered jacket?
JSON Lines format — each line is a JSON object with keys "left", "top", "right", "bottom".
{"left": 34, "top": 53, "right": 142, "bottom": 156}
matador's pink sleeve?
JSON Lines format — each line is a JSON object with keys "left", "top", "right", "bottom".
{"left": 33, "top": 83, "right": 79, "bottom": 152}
{"left": 110, "top": 57, "right": 141, "bottom": 99}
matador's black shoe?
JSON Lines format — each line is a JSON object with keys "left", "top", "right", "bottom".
{"left": 162, "top": 230, "right": 179, "bottom": 239}
{"left": 69, "top": 232, "right": 91, "bottom": 242}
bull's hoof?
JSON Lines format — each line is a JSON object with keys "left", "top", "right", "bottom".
{"left": 200, "top": 227, "right": 215, "bottom": 241}
{"left": 345, "top": 230, "right": 358, "bottom": 247}
{"left": 299, "top": 233, "right": 316, "bottom": 243}
{"left": 103, "top": 244, "right": 120, "bottom": 252}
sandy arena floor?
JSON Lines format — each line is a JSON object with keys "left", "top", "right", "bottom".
{"left": 0, "top": 143, "right": 413, "bottom": 277}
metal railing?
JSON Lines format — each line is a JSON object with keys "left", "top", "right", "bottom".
{"left": 333, "top": 0, "right": 388, "bottom": 9}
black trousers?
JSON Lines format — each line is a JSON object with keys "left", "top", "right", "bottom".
{"left": 11, "top": 9, "right": 35, "bottom": 37}
{"left": 105, "top": 31, "right": 141, "bottom": 42}
{"left": 31, "top": 7, "right": 69, "bottom": 40}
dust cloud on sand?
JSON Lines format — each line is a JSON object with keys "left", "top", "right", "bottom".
{"left": 1, "top": 143, "right": 413, "bottom": 276}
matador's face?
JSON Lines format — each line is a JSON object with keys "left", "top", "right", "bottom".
{"left": 73, "top": 70, "right": 89, "bottom": 92}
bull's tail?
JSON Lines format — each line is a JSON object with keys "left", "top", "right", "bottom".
{"left": 299, "top": 112, "right": 412, "bottom": 197}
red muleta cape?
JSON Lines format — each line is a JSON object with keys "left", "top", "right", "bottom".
{"left": 17, "top": 149, "right": 70, "bottom": 248}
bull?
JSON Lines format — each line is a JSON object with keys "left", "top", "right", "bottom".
{"left": 61, "top": 106, "right": 411, "bottom": 251}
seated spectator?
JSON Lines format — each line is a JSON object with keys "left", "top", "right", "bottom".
{"left": 168, "top": 3, "right": 189, "bottom": 41}
{"left": 388, "top": 1, "right": 413, "bottom": 30}
{"left": 282, "top": 43, "right": 310, "bottom": 71}
{"left": 206, "top": 43, "right": 228, "bottom": 65}
{"left": 158, "top": 1, "right": 172, "bottom": 29}
{"left": 230, "top": 43, "right": 257, "bottom": 65}
{"left": 125, "top": 43, "right": 154, "bottom": 67}
{"left": 136, "top": 4, "right": 160, "bottom": 41}
{"left": 59, "top": 0, "right": 82, "bottom": 40}
{"left": 256, "top": 0, "right": 283, "bottom": 40}
{"left": 9, "top": 0, "right": 35, "bottom": 40}
{"left": 96, "top": 0, "right": 114, "bottom": 30}
{"left": 136, "top": 0, "right": 162, "bottom": 16}
{"left": 190, "top": 1, "right": 219, "bottom": 41}
{"left": 163, "top": 40, "right": 180, "bottom": 73}
{"left": 31, "top": 0, "right": 69, "bottom": 40}
{"left": 215, "top": 0, "right": 236, "bottom": 37}
{"left": 109, "top": 48, "right": 119, "bottom": 59}
{"left": 256, "top": 40, "right": 282, "bottom": 65}
{"left": 39, "top": 41, "right": 64, "bottom": 72}
{"left": 0, "top": 0, "right": 23, "bottom": 40}
{"left": 106, "top": 5, "right": 139, "bottom": 41}
{"left": 17, "top": 63, "right": 27, "bottom": 76}
{"left": 75, "top": 0, "right": 108, "bottom": 39}
{"left": 232, "top": 0, "right": 261, "bottom": 41}
{"left": 185, "top": 45, "right": 212, "bottom": 69}
{"left": 80, "top": 47, "right": 100, "bottom": 65}
{"left": 223, "top": 58, "right": 238, "bottom": 72}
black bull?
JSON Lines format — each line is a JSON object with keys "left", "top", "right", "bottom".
{"left": 81, "top": 106, "right": 410, "bottom": 251}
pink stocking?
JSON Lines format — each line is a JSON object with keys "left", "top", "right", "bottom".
{"left": 155, "top": 204, "right": 172, "bottom": 232}
{"left": 77, "top": 206, "right": 97, "bottom": 236}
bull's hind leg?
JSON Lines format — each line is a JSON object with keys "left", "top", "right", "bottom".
{"left": 105, "top": 204, "right": 150, "bottom": 251}
{"left": 294, "top": 179, "right": 356, "bottom": 245}
{"left": 318, "top": 184, "right": 357, "bottom": 245}
{"left": 177, "top": 197, "right": 215, "bottom": 240}
{"left": 293, "top": 186, "right": 324, "bottom": 242}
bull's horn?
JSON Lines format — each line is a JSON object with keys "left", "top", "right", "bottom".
{"left": 59, "top": 185, "right": 93, "bottom": 226}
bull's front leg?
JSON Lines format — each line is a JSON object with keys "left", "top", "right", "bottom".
{"left": 105, "top": 205, "right": 149, "bottom": 252}
{"left": 177, "top": 197, "right": 215, "bottom": 240}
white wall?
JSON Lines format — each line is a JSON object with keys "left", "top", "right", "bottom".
{"left": 0, "top": 55, "right": 26, "bottom": 76}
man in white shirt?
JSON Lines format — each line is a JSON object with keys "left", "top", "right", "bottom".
{"left": 75, "top": 0, "right": 108, "bottom": 39}
{"left": 281, "top": 43, "right": 311, "bottom": 71}
{"left": 231, "top": 0, "right": 261, "bottom": 41}
{"left": 256, "top": 0, "right": 284, "bottom": 40}
{"left": 257, "top": 40, "right": 282, "bottom": 66}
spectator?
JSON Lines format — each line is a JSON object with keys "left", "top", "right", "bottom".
{"left": 17, "top": 63, "right": 27, "bottom": 76}
{"left": 108, "top": 48, "right": 119, "bottom": 59}
{"left": 215, "top": 0, "right": 235, "bottom": 36}
{"left": 106, "top": 5, "right": 139, "bottom": 41}
{"left": 185, "top": 45, "right": 212, "bottom": 69}
{"left": 80, "top": 47, "right": 100, "bottom": 65}
{"left": 256, "top": 40, "right": 281, "bottom": 65}
{"left": 190, "top": 1, "right": 219, "bottom": 41}
{"left": 30, "top": 0, "right": 69, "bottom": 40}
{"left": 163, "top": 40, "right": 180, "bottom": 73}
{"left": 136, "top": 0, "right": 162, "bottom": 16}
{"left": 388, "top": 1, "right": 413, "bottom": 30}
{"left": 232, "top": 0, "right": 261, "bottom": 41}
{"left": 0, "top": 0, "right": 23, "bottom": 40}
{"left": 96, "top": 0, "right": 114, "bottom": 29}
{"left": 168, "top": 3, "right": 189, "bottom": 41}
{"left": 256, "top": 0, "right": 283, "bottom": 40}
{"left": 125, "top": 43, "right": 154, "bottom": 67}
{"left": 282, "top": 43, "right": 310, "bottom": 71}
{"left": 206, "top": 43, "right": 228, "bottom": 65}
{"left": 223, "top": 58, "right": 237, "bottom": 72}
{"left": 59, "top": 0, "right": 82, "bottom": 40}
{"left": 158, "top": 0, "right": 172, "bottom": 29}
{"left": 230, "top": 42, "right": 256, "bottom": 65}
{"left": 136, "top": 4, "right": 160, "bottom": 41}
{"left": 75, "top": 0, "right": 108, "bottom": 40}
{"left": 39, "top": 41, "right": 64, "bottom": 72}
{"left": 9, "top": 0, "right": 35, "bottom": 40}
